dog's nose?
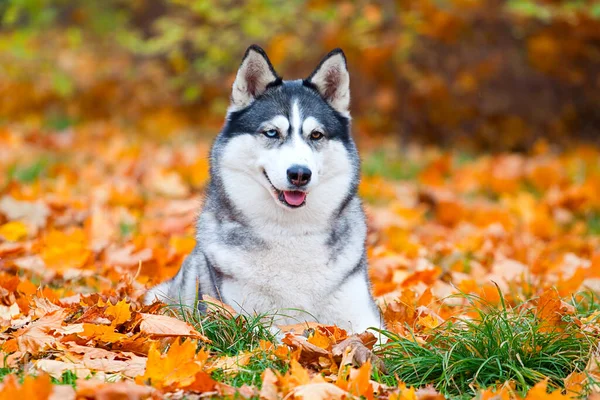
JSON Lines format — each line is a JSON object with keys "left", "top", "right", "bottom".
{"left": 287, "top": 165, "right": 312, "bottom": 187}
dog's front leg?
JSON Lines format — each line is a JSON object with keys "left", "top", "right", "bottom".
{"left": 324, "top": 273, "right": 384, "bottom": 337}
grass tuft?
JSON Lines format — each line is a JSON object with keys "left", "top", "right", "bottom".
{"left": 211, "top": 352, "right": 289, "bottom": 388}
{"left": 193, "top": 302, "right": 289, "bottom": 387}
{"left": 194, "top": 306, "right": 277, "bottom": 356}
{"left": 377, "top": 294, "right": 594, "bottom": 399}
{"left": 51, "top": 370, "right": 78, "bottom": 387}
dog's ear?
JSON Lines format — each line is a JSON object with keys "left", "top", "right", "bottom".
{"left": 306, "top": 49, "right": 350, "bottom": 115}
{"left": 230, "top": 45, "right": 280, "bottom": 110}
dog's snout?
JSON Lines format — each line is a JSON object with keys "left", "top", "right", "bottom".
{"left": 287, "top": 165, "right": 312, "bottom": 187}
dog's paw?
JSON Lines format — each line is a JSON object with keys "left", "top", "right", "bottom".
{"left": 267, "top": 325, "right": 286, "bottom": 343}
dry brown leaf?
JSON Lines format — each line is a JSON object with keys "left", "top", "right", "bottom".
{"left": 76, "top": 380, "right": 155, "bottom": 400}
{"left": 259, "top": 368, "right": 279, "bottom": 400}
{"left": 138, "top": 313, "right": 209, "bottom": 341}
{"left": 277, "top": 321, "right": 324, "bottom": 335}
{"left": 105, "top": 245, "right": 153, "bottom": 268}
{"left": 208, "top": 352, "right": 253, "bottom": 375}
{"left": 35, "top": 359, "right": 91, "bottom": 380}
{"left": 292, "top": 382, "right": 348, "bottom": 400}
{"left": 282, "top": 334, "right": 329, "bottom": 364}
{"left": 0, "top": 196, "right": 50, "bottom": 232}
{"left": 14, "top": 310, "right": 65, "bottom": 355}
{"left": 202, "top": 294, "right": 237, "bottom": 316}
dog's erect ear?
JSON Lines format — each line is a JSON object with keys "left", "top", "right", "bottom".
{"left": 230, "top": 45, "right": 280, "bottom": 110}
{"left": 306, "top": 49, "right": 350, "bottom": 115}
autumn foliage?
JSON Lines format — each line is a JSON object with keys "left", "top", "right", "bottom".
{"left": 0, "top": 124, "right": 598, "bottom": 398}
{"left": 1, "top": 0, "right": 600, "bottom": 149}
{"left": 1, "top": 1, "right": 600, "bottom": 398}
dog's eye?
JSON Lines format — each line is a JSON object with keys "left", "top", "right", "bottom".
{"left": 263, "top": 129, "right": 279, "bottom": 139}
{"left": 310, "top": 130, "right": 324, "bottom": 141}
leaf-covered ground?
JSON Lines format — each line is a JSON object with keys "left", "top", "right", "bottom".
{"left": 0, "top": 126, "right": 599, "bottom": 399}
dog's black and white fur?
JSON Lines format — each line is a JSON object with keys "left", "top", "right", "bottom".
{"left": 145, "top": 45, "right": 383, "bottom": 333}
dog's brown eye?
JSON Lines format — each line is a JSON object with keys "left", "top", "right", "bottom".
{"left": 310, "top": 130, "right": 324, "bottom": 141}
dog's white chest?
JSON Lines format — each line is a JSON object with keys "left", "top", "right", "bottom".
{"left": 209, "top": 230, "right": 341, "bottom": 315}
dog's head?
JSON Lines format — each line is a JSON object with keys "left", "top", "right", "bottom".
{"left": 212, "top": 45, "right": 359, "bottom": 224}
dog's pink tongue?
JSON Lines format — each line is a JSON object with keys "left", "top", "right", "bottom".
{"left": 283, "top": 191, "right": 306, "bottom": 206}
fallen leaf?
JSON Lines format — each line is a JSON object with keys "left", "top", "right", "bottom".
{"left": 105, "top": 299, "right": 132, "bottom": 325}
{"left": 0, "top": 374, "right": 53, "bottom": 400}
{"left": 282, "top": 334, "right": 329, "bottom": 364}
{"left": 139, "top": 313, "right": 209, "bottom": 341}
{"left": 292, "top": 382, "right": 348, "bottom": 400}
{"left": 0, "top": 196, "right": 49, "bottom": 232}
{"left": 524, "top": 379, "right": 573, "bottom": 399}
{"left": 81, "top": 323, "right": 128, "bottom": 343}
{"left": 35, "top": 359, "right": 91, "bottom": 380}
{"left": 260, "top": 368, "right": 279, "bottom": 400}
{"left": 14, "top": 310, "right": 65, "bottom": 355}
{"left": 136, "top": 338, "right": 208, "bottom": 390}
{"left": 0, "top": 221, "right": 29, "bottom": 241}
{"left": 76, "top": 380, "right": 155, "bottom": 400}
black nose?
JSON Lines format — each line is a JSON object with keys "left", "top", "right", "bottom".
{"left": 287, "top": 165, "right": 312, "bottom": 186}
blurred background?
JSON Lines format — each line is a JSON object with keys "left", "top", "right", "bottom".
{"left": 1, "top": 0, "right": 599, "bottom": 151}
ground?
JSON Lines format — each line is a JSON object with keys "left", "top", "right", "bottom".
{"left": 0, "top": 125, "right": 599, "bottom": 399}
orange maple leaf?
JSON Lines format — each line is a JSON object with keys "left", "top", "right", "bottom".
{"left": 347, "top": 360, "right": 374, "bottom": 400}
{"left": 536, "top": 289, "right": 575, "bottom": 332}
{"left": 81, "top": 323, "right": 128, "bottom": 343}
{"left": 523, "top": 379, "right": 574, "bottom": 399}
{"left": 307, "top": 330, "right": 333, "bottom": 350}
{"left": 105, "top": 299, "right": 132, "bottom": 325}
{"left": 0, "top": 374, "right": 52, "bottom": 400}
{"left": 40, "top": 228, "right": 91, "bottom": 272}
{"left": 136, "top": 338, "right": 209, "bottom": 390}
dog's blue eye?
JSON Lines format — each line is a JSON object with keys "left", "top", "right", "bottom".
{"left": 263, "top": 129, "right": 279, "bottom": 139}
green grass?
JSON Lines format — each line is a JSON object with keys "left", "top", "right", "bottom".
{"left": 159, "top": 294, "right": 596, "bottom": 396}
{"left": 167, "top": 301, "right": 290, "bottom": 388}
{"left": 362, "top": 150, "right": 423, "bottom": 181}
{"left": 585, "top": 212, "right": 600, "bottom": 236}
{"left": 0, "top": 367, "right": 16, "bottom": 382}
{"left": 51, "top": 370, "right": 78, "bottom": 387}
{"left": 44, "top": 112, "right": 75, "bottom": 131}
{"left": 190, "top": 302, "right": 278, "bottom": 356}
{"left": 211, "top": 352, "right": 288, "bottom": 388}
{"left": 571, "top": 291, "right": 600, "bottom": 319}
{"left": 376, "top": 294, "right": 594, "bottom": 399}
{"left": 118, "top": 221, "right": 136, "bottom": 238}
{"left": 8, "top": 158, "right": 49, "bottom": 183}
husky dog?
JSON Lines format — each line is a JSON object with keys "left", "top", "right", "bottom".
{"left": 145, "top": 45, "right": 382, "bottom": 333}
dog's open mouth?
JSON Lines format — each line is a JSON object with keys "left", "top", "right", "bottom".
{"left": 263, "top": 171, "right": 307, "bottom": 208}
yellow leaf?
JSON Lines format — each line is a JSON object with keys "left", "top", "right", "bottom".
{"left": 0, "top": 221, "right": 28, "bottom": 241}
{"left": 307, "top": 330, "right": 332, "bottom": 350}
{"left": 169, "top": 235, "right": 196, "bottom": 254}
{"left": 417, "top": 314, "right": 440, "bottom": 330}
{"left": 40, "top": 228, "right": 90, "bottom": 272}
{"left": 81, "top": 323, "right": 127, "bottom": 343}
{"left": 105, "top": 299, "right": 132, "bottom": 326}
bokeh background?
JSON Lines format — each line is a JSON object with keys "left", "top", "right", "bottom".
{"left": 2, "top": 0, "right": 599, "bottom": 150}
